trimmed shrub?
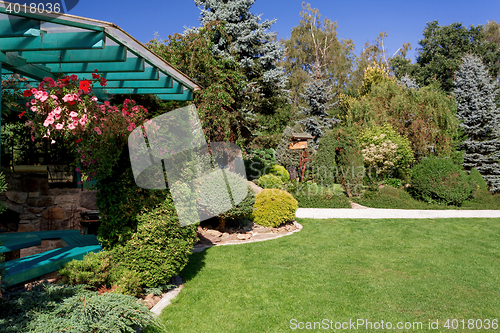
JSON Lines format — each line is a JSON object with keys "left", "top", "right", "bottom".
{"left": 358, "top": 124, "right": 415, "bottom": 179}
{"left": 112, "top": 196, "right": 198, "bottom": 288}
{"left": 410, "top": 157, "right": 473, "bottom": 205}
{"left": 59, "top": 251, "right": 143, "bottom": 297}
{"left": 258, "top": 174, "right": 283, "bottom": 189}
{"left": 218, "top": 187, "right": 255, "bottom": 223}
{"left": 312, "top": 131, "right": 337, "bottom": 187}
{"left": 252, "top": 189, "right": 298, "bottom": 227}
{"left": 244, "top": 148, "right": 276, "bottom": 180}
{"left": 325, "top": 128, "right": 365, "bottom": 197}
{"left": 469, "top": 168, "right": 488, "bottom": 191}
{"left": 267, "top": 164, "right": 290, "bottom": 182}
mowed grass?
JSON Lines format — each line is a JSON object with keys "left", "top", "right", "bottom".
{"left": 147, "top": 218, "right": 500, "bottom": 332}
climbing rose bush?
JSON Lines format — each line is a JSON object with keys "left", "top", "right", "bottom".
{"left": 23, "top": 73, "right": 148, "bottom": 181}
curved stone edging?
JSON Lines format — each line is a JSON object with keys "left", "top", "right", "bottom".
{"left": 150, "top": 221, "right": 304, "bottom": 316}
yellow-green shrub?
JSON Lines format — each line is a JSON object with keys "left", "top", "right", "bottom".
{"left": 258, "top": 174, "right": 283, "bottom": 189}
{"left": 252, "top": 189, "right": 298, "bottom": 227}
{"left": 267, "top": 164, "right": 290, "bottom": 182}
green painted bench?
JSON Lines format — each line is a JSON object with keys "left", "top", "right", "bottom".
{"left": 2, "top": 244, "right": 102, "bottom": 288}
{"left": 0, "top": 234, "right": 42, "bottom": 253}
{"left": 0, "top": 230, "right": 82, "bottom": 253}
{"left": 60, "top": 234, "right": 100, "bottom": 247}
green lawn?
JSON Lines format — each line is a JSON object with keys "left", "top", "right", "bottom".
{"left": 147, "top": 218, "right": 500, "bottom": 332}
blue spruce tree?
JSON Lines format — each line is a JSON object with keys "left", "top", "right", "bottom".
{"left": 188, "top": 0, "right": 286, "bottom": 89}
{"left": 187, "top": 0, "right": 288, "bottom": 132}
{"left": 454, "top": 54, "right": 500, "bottom": 192}
{"left": 297, "top": 65, "right": 339, "bottom": 146}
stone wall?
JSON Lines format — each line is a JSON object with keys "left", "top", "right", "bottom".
{"left": 0, "top": 171, "right": 97, "bottom": 233}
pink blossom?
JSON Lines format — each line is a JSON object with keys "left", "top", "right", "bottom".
{"left": 91, "top": 96, "right": 98, "bottom": 102}
{"left": 127, "top": 123, "right": 136, "bottom": 132}
{"left": 69, "top": 111, "right": 78, "bottom": 118}
{"left": 94, "top": 127, "right": 102, "bottom": 135}
{"left": 68, "top": 123, "right": 76, "bottom": 130}
{"left": 55, "top": 123, "right": 64, "bottom": 130}
{"left": 34, "top": 91, "right": 43, "bottom": 100}
{"left": 30, "top": 106, "right": 38, "bottom": 112}
{"left": 39, "top": 92, "right": 49, "bottom": 103}
{"left": 31, "top": 88, "right": 38, "bottom": 95}
{"left": 50, "top": 94, "right": 58, "bottom": 100}
{"left": 31, "top": 135, "right": 35, "bottom": 142}
{"left": 104, "top": 101, "right": 110, "bottom": 107}
{"left": 79, "top": 114, "right": 87, "bottom": 126}
{"left": 30, "top": 99, "right": 37, "bottom": 105}
{"left": 55, "top": 114, "right": 61, "bottom": 120}
{"left": 53, "top": 106, "right": 62, "bottom": 114}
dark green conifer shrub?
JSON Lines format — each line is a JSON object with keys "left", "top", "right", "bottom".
{"left": 410, "top": 156, "right": 473, "bottom": 205}
{"left": 112, "top": 197, "right": 198, "bottom": 288}
{"left": 252, "top": 189, "right": 298, "bottom": 227}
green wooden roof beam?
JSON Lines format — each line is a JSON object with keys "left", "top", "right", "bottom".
{"left": 155, "top": 90, "right": 193, "bottom": 101}
{"left": 0, "top": 51, "right": 54, "bottom": 80}
{"left": 44, "top": 57, "right": 144, "bottom": 73}
{"left": 0, "top": 18, "right": 40, "bottom": 37}
{"left": 93, "top": 85, "right": 183, "bottom": 95}
{"left": 77, "top": 67, "right": 159, "bottom": 81}
{"left": 20, "top": 45, "right": 126, "bottom": 63}
{"left": 0, "top": 31, "right": 104, "bottom": 52}
{"left": 104, "top": 76, "right": 172, "bottom": 89}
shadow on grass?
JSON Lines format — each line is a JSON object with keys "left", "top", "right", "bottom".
{"left": 180, "top": 249, "right": 208, "bottom": 284}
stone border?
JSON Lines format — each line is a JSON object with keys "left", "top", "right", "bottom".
{"left": 149, "top": 221, "right": 303, "bottom": 316}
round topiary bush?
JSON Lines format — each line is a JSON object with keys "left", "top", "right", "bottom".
{"left": 267, "top": 164, "right": 290, "bottom": 182}
{"left": 252, "top": 189, "right": 298, "bottom": 227}
{"left": 257, "top": 174, "right": 283, "bottom": 189}
{"left": 111, "top": 194, "right": 198, "bottom": 287}
{"left": 410, "top": 157, "right": 473, "bottom": 205}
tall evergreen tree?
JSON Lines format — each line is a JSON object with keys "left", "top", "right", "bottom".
{"left": 187, "top": 0, "right": 287, "bottom": 132}
{"left": 297, "top": 64, "right": 339, "bottom": 146}
{"left": 454, "top": 54, "right": 500, "bottom": 192}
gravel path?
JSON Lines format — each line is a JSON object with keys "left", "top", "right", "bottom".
{"left": 296, "top": 208, "right": 500, "bottom": 219}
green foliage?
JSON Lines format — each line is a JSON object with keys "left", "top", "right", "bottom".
{"left": 454, "top": 54, "right": 500, "bottom": 192}
{"left": 257, "top": 174, "right": 283, "bottom": 189}
{"left": 244, "top": 148, "right": 276, "bottom": 180}
{"left": 59, "top": 251, "right": 113, "bottom": 289}
{"left": 218, "top": 187, "right": 256, "bottom": 223}
{"left": 196, "top": 170, "right": 249, "bottom": 219}
{"left": 252, "top": 189, "right": 298, "bottom": 227}
{"left": 0, "top": 172, "right": 7, "bottom": 215}
{"left": 148, "top": 22, "right": 247, "bottom": 144}
{"left": 391, "top": 20, "right": 500, "bottom": 93}
{"left": 96, "top": 166, "right": 168, "bottom": 249}
{"left": 358, "top": 124, "right": 415, "bottom": 179}
{"left": 385, "top": 178, "right": 403, "bottom": 188}
{"left": 59, "top": 251, "right": 143, "bottom": 296}
{"left": 267, "top": 164, "right": 290, "bottom": 182}
{"left": 410, "top": 157, "right": 473, "bottom": 205}
{"left": 0, "top": 282, "right": 159, "bottom": 332}
{"left": 283, "top": 3, "right": 355, "bottom": 107}
{"left": 346, "top": 79, "right": 458, "bottom": 158}
{"left": 110, "top": 267, "right": 143, "bottom": 297}
{"left": 469, "top": 168, "right": 488, "bottom": 191}
{"left": 112, "top": 197, "right": 198, "bottom": 288}
{"left": 311, "top": 130, "right": 337, "bottom": 187}
{"left": 320, "top": 128, "right": 364, "bottom": 197}
{"left": 275, "top": 125, "right": 316, "bottom": 170}
{"left": 288, "top": 181, "right": 351, "bottom": 208}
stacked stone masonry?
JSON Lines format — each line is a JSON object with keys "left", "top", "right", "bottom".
{"left": 0, "top": 171, "right": 97, "bottom": 234}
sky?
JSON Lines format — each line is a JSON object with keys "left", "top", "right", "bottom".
{"left": 69, "top": 0, "right": 500, "bottom": 62}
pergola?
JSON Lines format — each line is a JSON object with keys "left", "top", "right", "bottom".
{"left": 0, "top": 1, "right": 201, "bottom": 166}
